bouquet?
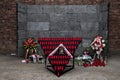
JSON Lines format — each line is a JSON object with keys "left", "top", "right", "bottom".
{"left": 23, "top": 38, "right": 38, "bottom": 59}
{"left": 23, "top": 38, "right": 37, "bottom": 49}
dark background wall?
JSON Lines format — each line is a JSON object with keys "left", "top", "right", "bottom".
{"left": 0, "top": 0, "right": 120, "bottom": 55}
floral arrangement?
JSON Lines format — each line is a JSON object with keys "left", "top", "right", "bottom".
{"left": 83, "top": 35, "right": 106, "bottom": 67}
{"left": 22, "top": 38, "right": 44, "bottom": 64}
{"left": 23, "top": 38, "right": 37, "bottom": 49}
{"left": 90, "top": 35, "right": 106, "bottom": 60}
{"left": 75, "top": 47, "right": 92, "bottom": 66}
{"left": 75, "top": 35, "right": 106, "bottom": 67}
{"left": 29, "top": 54, "right": 43, "bottom": 63}
{"left": 23, "top": 38, "right": 38, "bottom": 59}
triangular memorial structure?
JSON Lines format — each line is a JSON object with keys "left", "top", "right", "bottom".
{"left": 38, "top": 38, "right": 82, "bottom": 77}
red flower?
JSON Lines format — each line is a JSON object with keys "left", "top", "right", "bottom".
{"left": 83, "top": 63, "right": 89, "bottom": 67}
{"left": 27, "top": 38, "right": 34, "bottom": 44}
{"left": 31, "top": 42, "right": 37, "bottom": 46}
{"left": 24, "top": 41, "right": 30, "bottom": 46}
{"left": 23, "top": 38, "right": 37, "bottom": 49}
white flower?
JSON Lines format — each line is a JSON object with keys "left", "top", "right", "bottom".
{"left": 102, "top": 40, "right": 105, "bottom": 43}
{"left": 103, "top": 44, "right": 106, "bottom": 47}
{"left": 95, "top": 43, "right": 97, "bottom": 46}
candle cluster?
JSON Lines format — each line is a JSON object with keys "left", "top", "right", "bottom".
{"left": 50, "top": 60, "right": 69, "bottom": 65}
{"left": 48, "top": 55, "right": 71, "bottom": 59}
{"left": 38, "top": 38, "right": 82, "bottom": 41}
{"left": 40, "top": 42, "right": 79, "bottom": 45}
{"left": 38, "top": 38, "right": 82, "bottom": 55}
{"left": 54, "top": 66, "right": 64, "bottom": 71}
{"left": 49, "top": 55, "right": 70, "bottom": 76}
{"left": 49, "top": 55, "right": 70, "bottom": 65}
{"left": 44, "top": 49, "right": 74, "bottom": 55}
{"left": 42, "top": 46, "right": 76, "bottom": 49}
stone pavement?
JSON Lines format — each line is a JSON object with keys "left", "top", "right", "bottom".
{"left": 0, "top": 54, "right": 120, "bottom": 80}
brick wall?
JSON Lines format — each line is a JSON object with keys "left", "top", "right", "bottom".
{"left": 0, "top": 0, "right": 35, "bottom": 53}
{"left": 109, "top": 1, "right": 120, "bottom": 52}
{"left": 0, "top": 0, "right": 120, "bottom": 54}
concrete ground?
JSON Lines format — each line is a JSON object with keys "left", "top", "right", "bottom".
{"left": 0, "top": 54, "right": 120, "bottom": 80}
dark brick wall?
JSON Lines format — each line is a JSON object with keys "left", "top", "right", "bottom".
{"left": 109, "top": 1, "right": 120, "bottom": 52}
{"left": 0, "top": 0, "right": 120, "bottom": 54}
{"left": 0, "top": 0, "right": 35, "bottom": 53}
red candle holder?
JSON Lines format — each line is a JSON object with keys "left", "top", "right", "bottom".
{"left": 38, "top": 37, "right": 82, "bottom": 77}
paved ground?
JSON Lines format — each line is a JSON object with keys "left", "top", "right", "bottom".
{"left": 0, "top": 54, "right": 120, "bottom": 80}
